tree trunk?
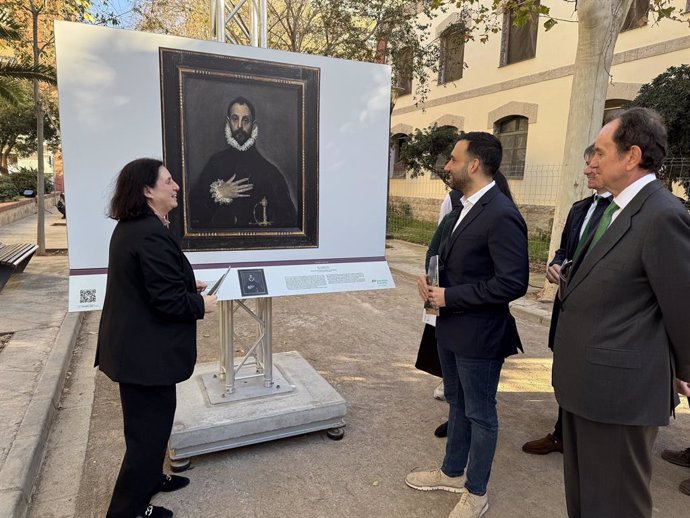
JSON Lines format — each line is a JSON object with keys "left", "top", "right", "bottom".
{"left": 539, "top": 0, "right": 632, "bottom": 301}
{"left": 32, "top": 4, "right": 46, "bottom": 255}
{"left": 0, "top": 145, "right": 10, "bottom": 175}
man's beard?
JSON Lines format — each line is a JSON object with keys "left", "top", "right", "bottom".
{"left": 449, "top": 164, "right": 470, "bottom": 192}
{"left": 232, "top": 128, "right": 250, "bottom": 145}
{"left": 225, "top": 123, "right": 258, "bottom": 151}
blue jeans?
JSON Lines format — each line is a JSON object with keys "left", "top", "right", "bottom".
{"left": 438, "top": 346, "right": 503, "bottom": 496}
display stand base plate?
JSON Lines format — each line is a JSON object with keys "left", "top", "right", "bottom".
{"left": 201, "top": 362, "right": 294, "bottom": 405}
{"left": 169, "top": 351, "right": 346, "bottom": 461}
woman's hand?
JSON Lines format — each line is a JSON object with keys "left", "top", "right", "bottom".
{"left": 196, "top": 280, "right": 208, "bottom": 294}
{"left": 203, "top": 295, "right": 218, "bottom": 313}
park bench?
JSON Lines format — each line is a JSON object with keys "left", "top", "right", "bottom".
{"left": 0, "top": 242, "right": 39, "bottom": 293}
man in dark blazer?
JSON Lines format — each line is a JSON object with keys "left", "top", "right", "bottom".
{"left": 406, "top": 132, "right": 528, "bottom": 518}
{"left": 553, "top": 107, "right": 690, "bottom": 517}
{"left": 522, "top": 145, "right": 612, "bottom": 455}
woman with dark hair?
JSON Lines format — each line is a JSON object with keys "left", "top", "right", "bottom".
{"left": 96, "top": 158, "right": 217, "bottom": 518}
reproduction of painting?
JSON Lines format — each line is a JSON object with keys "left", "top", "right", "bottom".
{"left": 237, "top": 269, "right": 268, "bottom": 297}
{"left": 160, "top": 48, "right": 319, "bottom": 251}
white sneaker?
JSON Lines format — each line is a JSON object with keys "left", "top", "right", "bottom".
{"left": 405, "top": 468, "right": 466, "bottom": 493}
{"left": 449, "top": 490, "right": 489, "bottom": 518}
{"left": 434, "top": 381, "right": 446, "bottom": 401}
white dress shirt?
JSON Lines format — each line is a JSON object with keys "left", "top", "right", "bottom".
{"left": 610, "top": 174, "right": 656, "bottom": 224}
{"left": 439, "top": 193, "right": 453, "bottom": 223}
{"left": 452, "top": 181, "right": 496, "bottom": 234}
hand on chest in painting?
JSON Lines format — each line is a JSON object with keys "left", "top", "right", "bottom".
{"left": 211, "top": 173, "right": 253, "bottom": 204}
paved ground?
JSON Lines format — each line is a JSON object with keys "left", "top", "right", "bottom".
{"left": 0, "top": 210, "right": 82, "bottom": 518}
{"left": 1, "top": 212, "right": 689, "bottom": 518}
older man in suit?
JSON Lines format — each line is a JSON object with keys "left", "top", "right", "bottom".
{"left": 522, "top": 145, "right": 612, "bottom": 455}
{"left": 406, "top": 132, "right": 528, "bottom": 518}
{"left": 553, "top": 107, "right": 690, "bottom": 517}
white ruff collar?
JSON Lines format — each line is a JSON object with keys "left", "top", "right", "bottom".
{"left": 225, "top": 122, "right": 258, "bottom": 151}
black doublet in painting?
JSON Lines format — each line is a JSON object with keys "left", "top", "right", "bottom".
{"left": 190, "top": 145, "right": 297, "bottom": 231}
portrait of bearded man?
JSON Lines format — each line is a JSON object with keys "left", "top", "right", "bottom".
{"left": 189, "top": 96, "right": 298, "bottom": 230}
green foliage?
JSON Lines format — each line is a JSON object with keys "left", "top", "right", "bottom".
{"left": 398, "top": 124, "right": 458, "bottom": 179}
{"left": 8, "top": 168, "right": 53, "bottom": 194}
{"left": 388, "top": 202, "right": 413, "bottom": 219}
{"left": 0, "top": 91, "right": 59, "bottom": 167}
{"left": 0, "top": 175, "right": 20, "bottom": 202}
{"left": 0, "top": 8, "right": 56, "bottom": 105}
{"left": 0, "top": 9, "right": 22, "bottom": 41}
{"left": 527, "top": 230, "right": 551, "bottom": 267}
{"left": 628, "top": 64, "right": 690, "bottom": 158}
{"left": 386, "top": 206, "right": 437, "bottom": 246}
{"left": 629, "top": 64, "right": 690, "bottom": 197}
{"left": 431, "top": 1, "right": 689, "bottom": 45}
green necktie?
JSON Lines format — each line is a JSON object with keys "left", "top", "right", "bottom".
{"left": 573, "top": 196, "right": 606, "bottom": 259}
{"left": 588, "top": 200, "right": 619, "bottom": 250}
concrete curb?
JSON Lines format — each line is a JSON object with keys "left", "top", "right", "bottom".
{"left": 509, "top": 302, "right": 552, "bottom": 327}
{"left": 0, "top": 311, "right": 84, "bottom": 518}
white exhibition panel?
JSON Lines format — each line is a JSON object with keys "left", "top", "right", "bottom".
{"left": 68, "top": 261, "right": 394, "bottom": 312}
{"left": 54, "top": 22, "right": 394, "bottom": 311}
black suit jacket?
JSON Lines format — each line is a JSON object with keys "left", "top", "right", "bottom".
{"left": 96, "top": 212, "right": 205, "bottom": 386}
{"left": 547, "top": 195, "right": 603, "bottom": 349}
{"left": 435, "top": 185, "right": 529, "bottom": 359}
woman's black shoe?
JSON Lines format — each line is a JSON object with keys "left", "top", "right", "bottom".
{"left": 160, "top": 474, "right": 190, "bottom": 492}
{"left": 138, "top": 504, "right": 173, "bottom": 518}
{"left": 434, "top": 421, "right": 449, "bottom": 438}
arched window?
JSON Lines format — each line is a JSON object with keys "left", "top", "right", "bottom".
{"left": 603, "top": 99, "right": 630, "bottom": 125}
{"left": 390, "top": 133, "right": 409, "bottom": 179}
{"left": 438, "top": 25, "right": 465, "bottom": 84}
{"left": 494, "top": 116, "right": 528, "bottom": 179}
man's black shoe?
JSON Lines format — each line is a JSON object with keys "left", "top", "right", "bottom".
{"left": 661, "top": 448, "right": 690, "bottom": 468}
{"left": 160, "top": 474, "right": 190, "bottom": 493}
{"left": 137, "top": 504, "right": 173, "bottom": 518}
{"left": 434, "top": 421, "right": 448, "bottom": 438}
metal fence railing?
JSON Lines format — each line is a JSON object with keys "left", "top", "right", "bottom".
{"left": 387, "top": 159, "right": 690, "bottom": 272}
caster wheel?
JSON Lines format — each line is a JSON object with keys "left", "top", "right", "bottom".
{"left": 170, "top": 458, "right": 191, "bottom": 473}
{"left": 326, "top": 427, "right": 345, "bottom": 441}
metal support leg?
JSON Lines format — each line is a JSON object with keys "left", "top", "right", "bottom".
{"left": 219, "top": 300, "right": 227, "bottom": 381}
{"left": 225, "top": 300, "right": 236, "bottom": 393}
{"left": 263, "top": 298, "right": 273, "bottom": 387}
{"left": 216, "top": 297, "right": 273, "bottom": 395}
{"left": 253, "top": 298, "right": 264, "bottom": 371}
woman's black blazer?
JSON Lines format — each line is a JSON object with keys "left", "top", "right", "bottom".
{"left": 95, "top": 212, "right": 205, "bottom": 385}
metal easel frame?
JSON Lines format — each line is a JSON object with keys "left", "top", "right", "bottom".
{"left": 210, "top": 0, "right": 272, "bottom": 396}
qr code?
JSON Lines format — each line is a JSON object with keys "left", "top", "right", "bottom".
{"left": 80, "top": 289, "right": 96, "bottom": 304}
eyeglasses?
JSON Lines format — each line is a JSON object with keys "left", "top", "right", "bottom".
{"left": 558, "top": 259, "right": 573, "bottom": 302}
